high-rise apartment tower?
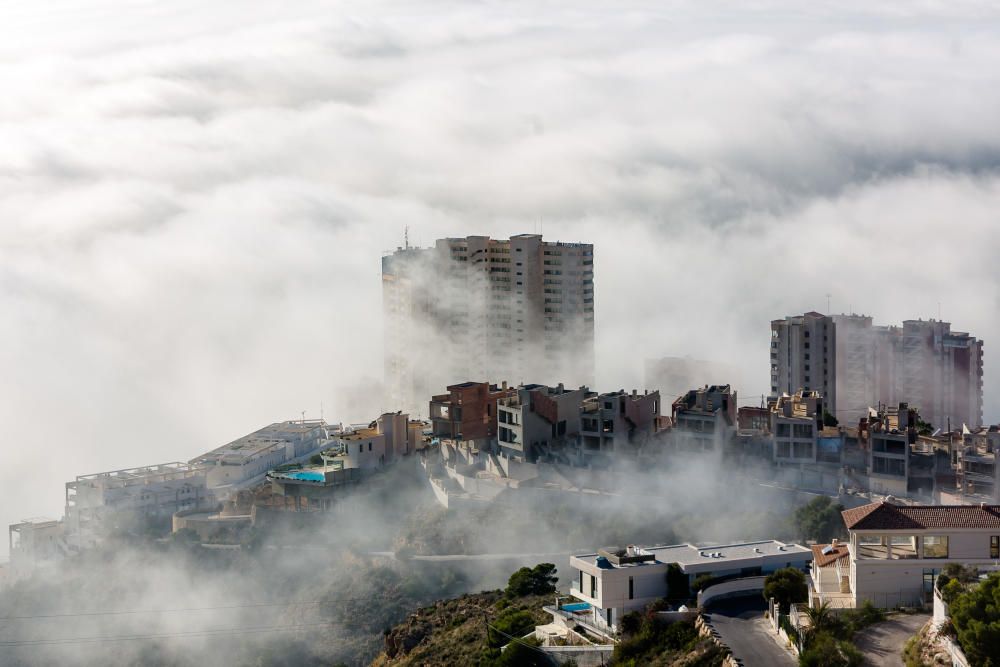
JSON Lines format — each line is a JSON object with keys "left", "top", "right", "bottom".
{"left": 770, "top": 312, "right": 837, "bottom": 415}
{"left": 382, "top": 234, "right": 594, "bottom": 416}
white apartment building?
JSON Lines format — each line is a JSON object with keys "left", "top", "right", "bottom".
{"left": 831, "top": 315, "right": 983, "bottom": 429}
{"left": 813, "top": 500, "right": 1000, "bottom": 608}
{"left": 191, "top": 420, "right": 333, "bottom": 493}
{"left": 65, "top": 462, "right": 211, "bottom": 549}
{"left": 382, "top": 234, "right": 595, "bottom": 416}
{"left": 568, "top": 541, "right": 811, "bottom": 633}
{"left": 8, "top": 517, "right": 70, "bottom": 577}
{"left": 771, "top": 312, "right": 837, "bottom": 415}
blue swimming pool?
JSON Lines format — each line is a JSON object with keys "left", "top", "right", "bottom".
{"left": 561, "top": 602, "right": 591, "bottom": 612}
{"left": 278, "top": 471, "right": 325, "bottom": 482}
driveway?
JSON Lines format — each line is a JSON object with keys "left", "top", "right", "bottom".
{"left": 854, "top": 613, "right": 930, "bottom": 667}
{"left": 704, "top": 598, "right": 796, "bottom": 667}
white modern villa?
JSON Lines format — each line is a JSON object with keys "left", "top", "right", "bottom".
{"left": 564, "top": 540, "right": 811, "bottom": 633}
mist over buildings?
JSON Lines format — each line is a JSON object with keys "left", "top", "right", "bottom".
{"left": 3, "top": 0, "right": 1000, "bottom": 557}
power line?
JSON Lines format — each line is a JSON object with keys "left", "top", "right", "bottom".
{"left": 0, "top": 621, "right": 333, "bottom": 648}
{"left": 1, "top": 595, "right": 373, "bottom": 621}
{"left": 3, "top": 600, "right": 320, "bottom": 621}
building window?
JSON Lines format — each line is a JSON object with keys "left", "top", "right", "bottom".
{"left": 629, "top": 576, "right": 634, "bottom": 600}
{"left": 923, "top": 535, "right": 949, "bottom": 559}
{"left": 591, "top": 575, "right": 597, "bottom": 598}
{"left": 607, "top": 608, "right": 612, "bottom": 626}
{"left": 992, "top": 536, "right": 999, "bottom": 559}
{"left": 368, "top": 442, "right": 372, "bottom": 452}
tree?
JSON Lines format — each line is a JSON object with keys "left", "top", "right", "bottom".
{"left": 793, "top": 496, "right": 846, "bottom": 543}
{"left": 309, "top": 454, "right": 324, "bottom": 465}
{"left": 763, "top": 568, "right": 807, "bottom": 614}
{"left": 666, "top": 563, "right": 690, "bottom": 601}
{"left": 823, "top": 411, "right": 839, "bottom": 428}
{"left": 799, "top": 631, "right": 863, "bottom": 667}
{"left": 803, "top": 601, "right": 834, "bottom": 640}
{"left": 505, "top": 563, "right": 558, "bottom": 598}
{"left": 948, "top": 572, "right": 1000, "bottom": 666}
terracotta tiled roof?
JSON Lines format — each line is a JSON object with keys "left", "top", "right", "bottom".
{"left": 810, "top": 543, "right": 850, "bottom": 567}
{"left": 842, "top": 501, "right": 1000, "bottom": 530}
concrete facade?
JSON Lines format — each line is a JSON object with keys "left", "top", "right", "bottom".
{"left": 832, "top": 500, "right": 1000, "bottom": 608}
{"left": 496, "top": 383, "right": 590, "bottom": 463}
{"left": 770, "top": 390, "right": 823, "bottom": 465}
{"left": 382, "top": 234, "right": 595, "bottom": 416}
{"left": 568, "top": 541, "right": 811, "bottom": 633}
{"left": 65, "top": 462, "right": 212, "bottom": 549}
{"left": 671, "top": 385, "right": 736, "bottom": 452}
{"left": 832, "top": 315, "right": 984, "bottom": 429}
{"left": 190, "top": 420, "right": 334, "bottom": 493}
{"left": 771, "top": 312, "right": 837, "bottom": 415}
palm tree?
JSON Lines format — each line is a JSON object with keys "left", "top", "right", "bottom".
{"left": 803, "top": 601, "right": 834, "bottom": 641}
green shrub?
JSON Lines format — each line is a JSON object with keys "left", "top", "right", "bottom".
{"left": 799, "top": 631, "right": 862, "bottom": 667}
{"left": 763, "top": 568, "right": 807, "bottom": 614}
{"left": 488, "top": 609, "right": 536, "bottom": 648}
{"left": 504, "top": 563, "right": 557, "bottom": 598}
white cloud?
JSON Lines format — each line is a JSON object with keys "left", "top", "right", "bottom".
{"left": 2, "top": 0, "right": 1000, "bottom": 556}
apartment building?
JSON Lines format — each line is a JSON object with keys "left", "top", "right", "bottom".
{"left": 567, "top": 541, "right": 811, "bottom": 633}
{"left": 955, "top": 425, "right": 1000, "bottom": 502}
{"left": 580, "top": 389, "right": 662, "bottom": 461}
{"left": 65, "top": 462, "right": 212, "bottom": 549}
{"left": 813, "top": 500, "right": 1000, "bottom": 608}
{"left": 496, "top": 383, "right": 590, "bottom": 463}
{"left": 771, "top": 312, "right": 837, "bottom": 414}
{"left": 8, "top": 518, "right": 70, "bottom": 577}
{"left": 429, "top": 381, "right": 516, "bottom": 445}
{"left": 770, "top": 390, "right": 824, "bottom": 465}
{"left": 832, "top": 315, "right": 984, "bottom": 429}
{"left": 670, "top": 385, "right": 737, "bottom": 452}
{"left": 382, "top": 234, "right": 595, "bottom": 416}
{"left": 190, "top": 420, "right": 334, "bottom": 493}
{"left": 864, "top": 404, "right": 918, "bottom": 496}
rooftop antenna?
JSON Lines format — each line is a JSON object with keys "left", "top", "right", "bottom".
{"left": 320, "top": 401, "right": 324, "bottom": 421}
{"left": 404, "top": 226, "right": 409, "bottom": 250}
{"left": 301, "top": 410, "right": 306, "bottom": 424}
{"left": 826, "top": 293, "right": 831, "bottom": 314}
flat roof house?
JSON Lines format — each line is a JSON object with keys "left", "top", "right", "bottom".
{"left": 566, "top": 540, "right": 811, "bottom": 634}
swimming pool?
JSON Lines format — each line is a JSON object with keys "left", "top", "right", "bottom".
{"left": 276, "top": 470, "right": 326, "bottom": 482}
{"left": 561, "top": 602, "right": 591, "bottom": 612}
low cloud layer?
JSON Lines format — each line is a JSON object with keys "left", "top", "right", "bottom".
{"left": 2, "top": 0, "right": 1000, "bottom": 554}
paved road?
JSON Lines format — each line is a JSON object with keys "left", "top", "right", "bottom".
{"left": 704, "top": 598, "right": 796, "bottom": 667}
{"left": 854, "top": 613, "right": 930, "bottom": 667}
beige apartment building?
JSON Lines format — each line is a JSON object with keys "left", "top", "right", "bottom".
{"left": 770, "top": 312, "right": 837, "bottom": 415}
{"left": 770, "top": 389, "right": 824, "bottom": 465}
{"left": 382, "top": 234, "right": 594, "bottom": 417}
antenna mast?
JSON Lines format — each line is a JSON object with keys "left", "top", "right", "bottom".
{"left": 404, "top": 226, "right": 409, "bottom": 250}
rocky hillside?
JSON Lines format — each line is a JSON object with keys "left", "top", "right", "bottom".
{"left": 371, "top": 590, "right": 552, "bottom": 667}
